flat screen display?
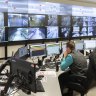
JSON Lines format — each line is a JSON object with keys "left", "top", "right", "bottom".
{"left": 84, "top": 40, "right": 96, "bottom": 49}
{"left": 8, "top": 28, "right": 28, "bottom": 41}
{"left": 14, "top": 46, "right": 28, "bottom": 59}
{"left": 28, "top": 28, "right": 46, "bottom": 40}
{"left": 62, "top": 42, "right": 66, "bottom": 52}
{"left": 46, "top": 43, "right": 60, "bottom": 56}
{"left": 29, "top": 44, "right": 46, "bottom": 57}
{"left": 60, "top": 27, "right": 70, "bottom": 38}
{"left": 19, "top": 46, "right": 28, "bottom": 58}
{"left": 75, "top": 41, "right": 84, "bottom": 50}
{"left": 88, "top": 21, "right": 96, "bottom": 26}
{"left": 29, "top": 15, "right": 45, "bottom": 26}
{"left": 0, "top": 28, "right": 5, "bottom": 42}
{"left": 8, "top": 13, "right": 28, "bottom": 27}
{"left": 48, "top": 15, "right": 58, "bottom": 26}
{"left": 0, "top": 13, "right": 4, "bottom": 27}
{"left": 47, "top": 27, "right": 58, "bottom": 39}
{"left": 61, "top": 16, "right": 71, "bottom": 26}
{"left": 72, "top": 17, "right": 88, "bottom": 27}
{"left": 72, "top": 27, "right": 88, "bottom": 37}
{"left": 88, "top": 27, "right": 96, "bottom": 36}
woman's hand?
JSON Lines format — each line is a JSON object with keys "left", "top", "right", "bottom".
{"left": 64, "top": 51, "right": 68, "bottom": 58}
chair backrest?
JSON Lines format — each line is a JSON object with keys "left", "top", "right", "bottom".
{"left": 86, "top": 49, "right": 96, "bottom": 86}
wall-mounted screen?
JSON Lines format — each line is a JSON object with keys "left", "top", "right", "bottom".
{"left": 47, "top": 26, "right": 58, "bottom": 39}
{"left": 29, "top": 15, "right": 46, "bottom": 26}
{"left": 60, "top": 27, "right": 70, "bottom": 38}
{"left": 8, "top": 28, "right": 28, "bottom": 41}
{"left": 88, "top": 21, "right": 96, "bottom": 26}
{"left": 8, "top": 13, "right": 28, "bottom": 27}
{"left": 28, "top": 28, "right": 46, "bottom": 40}
{"left": 72, "top": 27, "right": 88, "bottom": 37}
{"left": 88, "top": 27, "right": 96, "bottom": 36}
{"left": 72, "top": 17, "right": 86, "bottom": 27}
{"left": 48, "top": 15, "right": 58, "bottom": 26}
{"left": 0, "top": 13, "right": 4, "bottom": 27}
{"left": 0, "top": 28, "right": 5, "bottom": 42}
{"left": 61, "top": 16, "right": 71, "bottom": 26}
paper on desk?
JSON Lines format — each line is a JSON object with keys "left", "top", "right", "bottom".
{"left": 36, "top": 71, "right": 56, "bottom": 77}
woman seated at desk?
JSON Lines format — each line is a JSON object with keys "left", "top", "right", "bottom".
{"left": 58, "top": 40, "right": 87, "bottom": 96}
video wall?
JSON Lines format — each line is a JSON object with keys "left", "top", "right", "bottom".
{"left": 72, "top": 17, "right": 96, "bottom": 37}
{"left": 0, "top": 0, "right": 96, "bottom": 43}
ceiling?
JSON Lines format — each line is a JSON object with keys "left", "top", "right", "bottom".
{"left": 69, "top": 0, "right": 96, "bottom": 3}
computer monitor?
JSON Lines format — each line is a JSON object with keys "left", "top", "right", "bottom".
{"left": 46, "top": 43, "right": 60, "bottom": 56}
{"left": 29, "top": 44, "right": 46, "bottom": 57}
{"left": 14, "top": 46, "right": 28, "bottom": 59}
{"left": 62, "top": 42, "right": 66, "bottom": 52}
{"left": 84, "top": 40, "right": 96, "bottom": 49}
{"left": 75, "top": 41, "right": 84, "bottom": 50}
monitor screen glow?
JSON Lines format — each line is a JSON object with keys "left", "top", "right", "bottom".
{"left": 47, "top": 27, "right": 58, "bottom": 39}
{"left": 8, "top": 13, "right": 28, "bottom": 27}
{"left": 29, "top": 15, "right": 45, "bottom": 26}
{"left": 8, "top": 28, "right": 28, "bottom": 41}
{"left": 84, "top": 40, "right": 96, "bottom": 49}
{"left": 28, "top": 28, "right": 46, "bottom": 40}
{"left": 30, "top": 44, "right": 46, "bottom": 57}
{"left": 46, "top": 43, "right": 60, "bottom": 56}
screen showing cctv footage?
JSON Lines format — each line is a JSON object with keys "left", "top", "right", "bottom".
{"left": 0, "top": 13, "right": 4, "bottom": 27}
{"left": 72, "top": 17, "right": 88, "bottom": 27}
{"left": 47, "top": 27, "right": 59, "bottom": 39}
{"left": 28, "top": 28, "right": 46, "bottom": 40}
{"left": 0, "top": 28, "right": 5, "bottom": 42}
{"left": 8, "top": 28, "right": 28, "bottom": 41}
{"left": 60, "top": 27, "right": 70, "bottom": 38}
{"left": 72, "top": 27, "right": 88, "bottom": 37}
{"left": 48, "top": 15, "right": 58, "bottom": 26}
{"left": 88, "top": 27, "right": 96, "bottom": 36}
{"left": 29, "top": 15, "right": 46, "bottom": 26}
{"left": 8, "top": 13, "right": 28, "bottom": 27}
{"left": 61, "top": 16, "right": 71, "bottom": 26}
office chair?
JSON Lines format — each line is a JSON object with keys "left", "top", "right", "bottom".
{"left": 65, "top": 53, "right": 96, "bottom": 96}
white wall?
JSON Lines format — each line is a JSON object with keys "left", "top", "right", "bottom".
{"left": 42, "top": 0, "right": 96, "bottom": 7}
{"left": 0, "top": 47, "right": 5, "bottom": 58}
{"left": 7, "top": 45, "right": 24, "bottom": 57}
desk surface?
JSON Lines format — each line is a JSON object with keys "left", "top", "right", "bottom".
{"left": 0, "top": 59, "right": 62, "bottom": 96}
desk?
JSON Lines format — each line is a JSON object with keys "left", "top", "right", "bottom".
{"left": 0, "top": 59, "right": 62, "bottom": 96}
{"left": 17, "top": 69, "right": 62, "bottom": 96}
